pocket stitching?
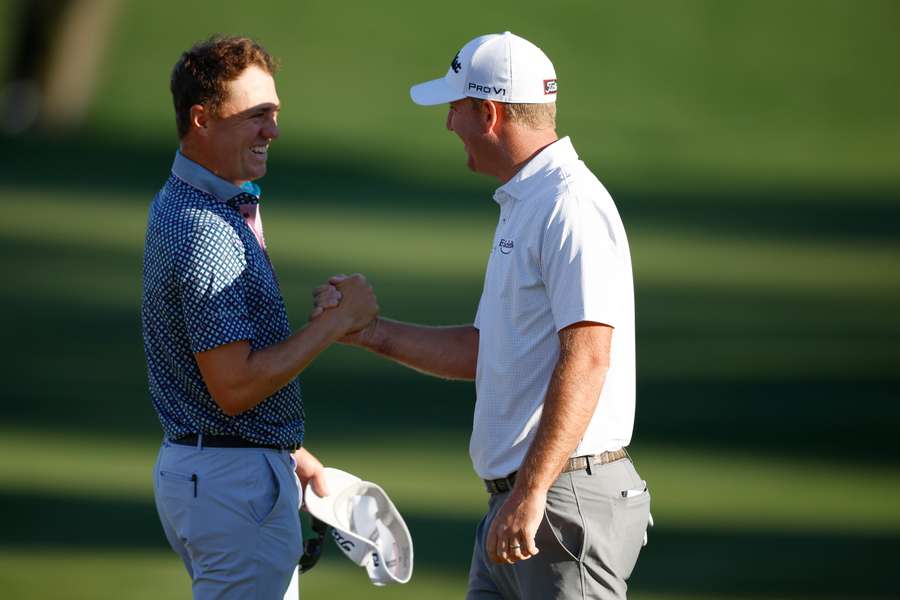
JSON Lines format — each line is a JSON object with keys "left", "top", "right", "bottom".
{"left": 569, "top": 470, "right": 589, "bottom": 562}
{"left": 159, "top": 470, "right": 193, "bottom": 483}
{"left": 542, "top": 472, "right": 586, "bottom": 562}
{"left": 249, "top": 453, "right": 283, "bottom": 525}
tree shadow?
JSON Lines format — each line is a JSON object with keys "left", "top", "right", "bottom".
{"left": 2, "top": 489, "right": 898, "bottom": 597}
{"left": 2, "top": 132, "right": 899, "bottom": 243}
{"left": 1, "top": 240, "right": 898, "bottom": 463}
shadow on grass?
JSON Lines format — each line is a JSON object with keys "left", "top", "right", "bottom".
{"left": 2, "top": 489, "right": 898, "bottom": 597}
{"left": 3, "top": 133, "right": 900, "bottom": 598}
{"left": 1, "top": 279, "right": 898, "bottom": 463}
{"left": 2, "top": 132, "right": 899, "bottom": 242}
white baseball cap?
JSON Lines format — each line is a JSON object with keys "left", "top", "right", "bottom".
{"left": 410, "top": 31, "right": 557, "bottom": 106}
{"left": 305, "top": 468, "right": 413, "bottom": 586}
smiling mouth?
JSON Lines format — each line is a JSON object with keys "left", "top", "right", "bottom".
{"left": 250, "top": 144, "right": 268, "bottom": 157}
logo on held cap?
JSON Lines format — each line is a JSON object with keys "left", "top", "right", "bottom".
{"left": 450, "top": 52, "right": 462, "bottom": 74}
{"left": 333, "top": 529, "right": 356, "bottom": 552}
{"left": 544, "top": 79, "right": 558, "bottom": 95}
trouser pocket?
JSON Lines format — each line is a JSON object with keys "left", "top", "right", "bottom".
{"left": 249, "top": 452, "right": 283, "bottom": 524}
{"left": 534, "top": 472, "right": 597, "bottom": 562}
{"left": 612, "top": 488, "right": 651, "bottom": 580}
{"left": 156, "top": 469, "right": 198, "bottom": 507}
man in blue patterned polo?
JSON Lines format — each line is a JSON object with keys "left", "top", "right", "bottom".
{"left": 141, "top": 36, "right": 378, "bottom": 599}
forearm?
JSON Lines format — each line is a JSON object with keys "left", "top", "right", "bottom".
{"left": 354, "top": 317, "right": 478, "bottom": 380}
{"left": 203, "top": 310, "right": 351, "bottom": 415}
{"left": 513, "top": 326, "right": 610, "bottom": 495}
{"left": 249, "top": 311, "right": 349, "bottom": 392}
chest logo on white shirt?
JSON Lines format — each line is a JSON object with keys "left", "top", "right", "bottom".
{"left": 499, "top": 239, "right": 514, "bottom": 254}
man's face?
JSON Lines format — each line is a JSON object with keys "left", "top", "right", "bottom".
{"left": 204, "top": 65, "right": 280, "bottom": 185}
{"left": 446, "top": 98, "right": 489, "bottom": 174}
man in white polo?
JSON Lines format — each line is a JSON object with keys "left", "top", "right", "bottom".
{"left": 314, "top": 32, "right": 651, "bottom": 598}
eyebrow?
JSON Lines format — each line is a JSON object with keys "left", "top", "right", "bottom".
{"left": 249, "top": 103, "right": 281, "bottom": 116}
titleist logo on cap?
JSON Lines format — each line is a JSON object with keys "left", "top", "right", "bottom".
{"left": 451, "top": 53, "right": 462, "bottom": 73}
{"left": 410, "top": 32, "right": 558, "bottom": 106}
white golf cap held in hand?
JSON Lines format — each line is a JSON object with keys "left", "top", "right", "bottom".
{"left": 304, "top": 467, "right": 413, "bottom": 585}
{"left": 410, "top": 31, "right": 557, "bottom": 106}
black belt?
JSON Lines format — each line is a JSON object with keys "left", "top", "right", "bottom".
{"left": 171, "top": 434, "right": 297, "bottom": 452}
{"left": 483, "top": 448, "right": 629, "bottom": 495}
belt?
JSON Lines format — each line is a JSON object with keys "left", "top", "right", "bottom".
{"left": 483, "top": 448, "right": 629, "bottom": 495}
{"left": 171, "top": 434, "right": 297, "bottom": 452}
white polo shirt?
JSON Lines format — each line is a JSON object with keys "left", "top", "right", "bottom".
{"left": 471, "top": 136, "right": 636, "bottom": 480}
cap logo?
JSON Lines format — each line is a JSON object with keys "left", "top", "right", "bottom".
{"left": 544, "top": 79, "right": 558, "bottom": 95}
{"left": 332, "top": 529, "right": 356, "bottom": 552}
{"left": 450, "top": 52, "right": 462, "bottom": 74}
{"left": 468, "top": 82, "right": 507, "bottom": 96}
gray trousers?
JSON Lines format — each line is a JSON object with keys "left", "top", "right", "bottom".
{"left": 467, "top": 459, "right": 650, "bottom": 600}
{"left": 153, "top": 440, "right": 303, "bottom": 599}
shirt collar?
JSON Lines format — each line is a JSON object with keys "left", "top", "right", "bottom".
{"left": 493, "top": 136, "right": 577, "bottom": 205}
{"left": 171, "top": 150, "right": 261, "bottom": 206}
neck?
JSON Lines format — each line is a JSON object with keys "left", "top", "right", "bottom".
{"left": 179, "top": 139, "right": 246, "bottom": 186}
{"left": 495, "top": 128, "right": 559, "bottom": 183}
{"left": 179, "top": 139, "right": 210, "bottom": 172}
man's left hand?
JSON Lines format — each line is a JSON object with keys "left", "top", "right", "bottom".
{"left": 293, "top": 447, "right": 329, "bottom": 504}
{"left": 309, "top": 283, "right": 342, "bottom": 320}
{"left": 486, "top": 488, "right": 545, "bottom": 564}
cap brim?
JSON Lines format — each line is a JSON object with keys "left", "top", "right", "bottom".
{"left": 410, "top": 77, "right": 464, "bottom": 106}
{"left": 305, "top": 468, "right": 363, "bottom": 528}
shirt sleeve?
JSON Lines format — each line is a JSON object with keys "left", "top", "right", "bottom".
{"left": 176, "top": 214, "right": 254, "bottom": 353}
{"left": 540, "top": 193, "right": 627, "bottom": 332}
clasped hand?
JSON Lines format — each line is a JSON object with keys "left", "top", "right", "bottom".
{"left": 309, "top": 274, "right": 378, "bottom": 340}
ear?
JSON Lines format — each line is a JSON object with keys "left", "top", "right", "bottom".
{"left": 189, "top": 104, "right": 210, "bottom": 136}
{"left": 480, "top": 100, "right": 502, "bottom": 135}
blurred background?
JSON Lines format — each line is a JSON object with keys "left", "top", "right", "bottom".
{"left": 1, "top": 0, "right": 898, "bottom": 598}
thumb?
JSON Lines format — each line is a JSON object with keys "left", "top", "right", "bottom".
{"left": 308, "top": 469, "right": 330, "bottom": 497}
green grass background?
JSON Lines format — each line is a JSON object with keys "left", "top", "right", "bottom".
{"left": 1, "top": 0, "right": 899, "bottom": 598}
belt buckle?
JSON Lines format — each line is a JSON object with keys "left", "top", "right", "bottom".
{"left": 485, "top": 473, "right": 515, "bottom": 495}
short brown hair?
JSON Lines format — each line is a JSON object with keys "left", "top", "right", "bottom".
{"left": 471, "top": 98, "right": 556, "bottom": 130}
{"left": 170, "top": 36, "right": 278, "bottom": 139}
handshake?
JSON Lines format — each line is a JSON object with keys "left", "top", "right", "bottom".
{"left": 308, "top": 274, "right": 379, "bottom": 345}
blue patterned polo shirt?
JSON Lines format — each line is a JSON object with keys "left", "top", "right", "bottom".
{"left": 141, "top": 151, "right": 304, "bottom": 448}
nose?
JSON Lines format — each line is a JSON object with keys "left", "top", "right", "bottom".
{"left": 264, "top": 115, "right": 279, "bottom": 140}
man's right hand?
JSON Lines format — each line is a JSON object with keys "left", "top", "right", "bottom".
{"left": 325, "top": 274, "right": 378, "bottom": 336}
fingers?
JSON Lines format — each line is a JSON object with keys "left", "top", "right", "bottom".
{"left": 293, "top": 448, "right": 327, "bottom": 495}
{"left": 522, "top": 532, "right": 540, "bottom": 558}
{"left": 498, "top": 536, "right": 533, "bottom": 564}
{"left": 486, "top": 493, "right": 543, "bottom": 564}
{"left": 487, "top": 521, "right": 530, "bottom": 565}
{"left": 508, "top": 539, "right": 528, "bottom": 563}
{"left": 312, "top": 285, "right": 341, "bottom": 305}
{"left": 333, "top": 273, "right": 367, "bottom": 292}
{"left": 498, "top": 538, "right": 516, "bottom": 564}
{"left": 308, "top": 469, "right": 330, "bottom": 497}
{"left": 310, "top": 284, "right": 342, "bottom": 321}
